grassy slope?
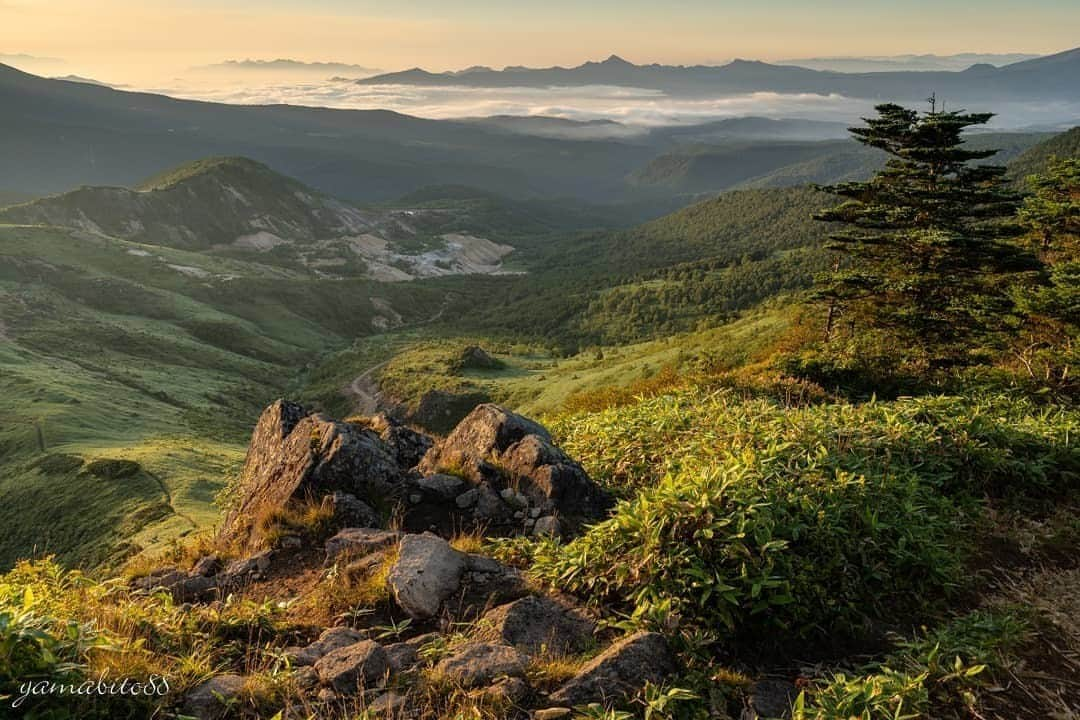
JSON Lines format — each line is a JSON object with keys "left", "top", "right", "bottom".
{"left": 0, "top": 224, "right": 448, "bottom": 568}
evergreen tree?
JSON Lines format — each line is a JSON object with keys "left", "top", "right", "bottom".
{"left": 813, "top": 101, "right": 1031, "bottom": 363}
{"left": 1013, "top": 158, "right": 1079, "bottom": 390}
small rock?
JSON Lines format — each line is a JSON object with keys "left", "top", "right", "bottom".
{"left": 434, "top": 643, "right": 528, "bottom": 688}
{"left": 417, "top": 473, "right": 466, "bottom": 498}
{"left": 171, "top": 575, "right": 220, "bottom": 603}
{"left": 344, "top": 550, "right": 390, "bottom": 580}
{"left": 532, "top": 516, "right": 561, "bottom": 538}
{"left": 324, "top": 528, "right": 400, "bottom": 564}
{"left": 745, "top": 678, "right": 798, "bottom": 720}
{"left": 534, "top": 709, "right": 572, "bottom": 720}
{"left": 314, "top": 640, "right": 389, "bottom": 694}
{"left": 316, "top": 687, "right": 337, "bottom": 703}
{"left": 550, "top": 631, "right": 675, "bottom": 707}
{"left": 183, "top": 674, "right": 245, "bottom": 719}
{"left": 221, "top": 549, "right": 273, "bottom": 583}
{"left": 369, "top": 691, "right": 409, "bottom": 714}
{"left": 294, "top": 666, "right": 320, "bottom": 690}
{"left": 475, "top": 675, "right": 530, "bottom": 704}
{"left": 286, "top": 626, "right": 366, "bottom": 667}
{"left": 191, "top": 555, "right": 222, "bottom": 577}
{"left": 321, "top": 492, "right": 381, "bottom": 530}
{"left": 278, "top": 535, "right": 303, "bottom": 550}
{"left": 455, "top": 488, "right": 479, "bottom": 509}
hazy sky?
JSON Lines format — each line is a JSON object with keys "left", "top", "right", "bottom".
{"left": 1, "top": 0, "right": 1077, "bottom": 83}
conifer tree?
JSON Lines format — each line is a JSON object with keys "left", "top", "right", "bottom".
{"left": 813, "top": 100, "right": 1030, "bottom": 363}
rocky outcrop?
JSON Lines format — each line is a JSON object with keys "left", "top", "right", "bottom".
{"left": 411, "top": 389, "right": 490, "bottom": 434}
{"left": 549, "top": 631, "right": 676, "bottom": 707}
{"left": 416, "top": 404, "right": 612, "bottom": 534}
{"left": 387, "top": 533, "right": 527, "bottom": 621}
{"left": 219, "top": 400, "right": 401, "bottom": 549}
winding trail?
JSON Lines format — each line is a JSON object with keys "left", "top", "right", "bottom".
{"left": 146, "top": 470, "right": 198, "bottom": 531}
{"left": 344, "top": 295, "right": 454, "bottom": 415}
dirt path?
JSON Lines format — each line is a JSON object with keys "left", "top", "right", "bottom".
{"left": 146, "top": 470, "right": 198, "bottom": 531}
{"left": 343, "top": 295, "right": 453, "bottom": 415}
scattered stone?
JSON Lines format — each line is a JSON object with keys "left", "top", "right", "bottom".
{"left": 183, "top": 674, "right": 245, "bottom": 719}
{"left": 170, "top": 575, "right": 220, "bottom": 603}
{"left": 476, "top": 675, "right": 530, "bottom": 704}
{"left": 455, "top": 488, "right": 479, "bottom": 509}
{"left": 293, "top": 666, "right": 320, "bottom": 690}
{"left": 286, "top": 626, "right": 366, "bottom": 667}
{"left": 477, "top": 595, "right": 595, "bottom": 655}
{"left": 744, "top": 678, "right": 798, "bottom": 720}
{"left": 434, "top": 643, "right": 528, "bottom": 688}
{"left": 550, "top": 632, "right": 675, "bottom": 707}
{"left": 220, "top": 549, "right": 273, "bottom": 584}
{"left": 321, "top": 492, "right": 381, "bottom": 530}
{"left": 531, "top": 516, "right": 561, "bottom": 538}
{"left": 316, "top": 687, "right": 337, "bottom": 703}
{"left": 191, "top": 555, "right": 222, "bottom": 577}
{"left": 324, "top": 528, "right": 400, "bottom": 564}
{"left": 533, "top": 708, "right": 572, "bottom": 720}
{"left": 417, "top": 473, "right": 466, "bottom": 498}
{"left": 314, "top": 640, "right": 389, "bottom": 694}
{"left": 384, "top": 632, "right": 438, "bottom": 674}
{"left": 369, "top": 691, "right": 409, "bottom": 714}
{"left": 277, "top": 535, "right": 303, "bottom": 550}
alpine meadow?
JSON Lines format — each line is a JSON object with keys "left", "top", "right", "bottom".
{"left": 0, "top": 4, "right": 1078, "bottom": 719}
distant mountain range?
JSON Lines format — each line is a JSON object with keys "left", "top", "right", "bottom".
{"left": 193, "top": 59, "right": 381, "bottom": 76}
{"left": 778, "top": 53, "right": 1042, "bottom": 73}
{"left": 359, "top": 49, "right": 1080, "bottom": 102}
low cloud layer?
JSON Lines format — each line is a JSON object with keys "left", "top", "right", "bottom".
{"left": 132, "top": 78, "right": 1080, "bottom": 131}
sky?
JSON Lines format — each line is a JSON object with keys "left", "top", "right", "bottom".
{"left": 1, "top": 0, "right": 1077, "bottom": 84}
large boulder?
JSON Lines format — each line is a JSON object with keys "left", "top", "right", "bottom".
{"left": 388, "top": 533, "right": 527, "bottom": 621}
{"left": 476, "top": 595, "right": 595, "bottom": 655}
{"left": 549, "top": 632, "right": 676, "bottom": 707}
{"left": 219, "top": 400, "right": 402, "bottom": 549}
{"left": 387, "top": 533, "right": 467, "bottom": 620}
{"left": 416, "top": 404, "right": 612, "bottom": 534}
{"left": 314, "top": 640, "right": 389, "bottom": 694}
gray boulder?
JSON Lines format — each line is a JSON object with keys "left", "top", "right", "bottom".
{"left": 285, "top": 626, "right": 366, "bottom": 667}
{"left": 434, "top": 642, "right": 528, "bottom": 688}
{"left": 219, "top": 400, "right": 401, "bottom": 550}
{"left": 388, "top": 533, "right": 527, "bottom": 621}
{"left": 183, "top": 674, "right": 245, "bottom": 719}
{"left": 477, "top": 595, "right": 595, "bottom": 655}
{"left": 550, "top": 631, "right": 676, "bottom": 707}
{"left": 314, "top": 640, "right": 389, "bottom": 694}
{"left": 320, "top": 492, "right": 381, "bottom": 529}
{"left": 388, "top": 533, "right": 467, "bottom": 620}
{"left": 324, "top": 528, "right": 400, "bottom": 564}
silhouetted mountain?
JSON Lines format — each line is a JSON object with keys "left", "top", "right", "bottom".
{"left": 360, "top": 49, "right": 1080, "bottom": 102}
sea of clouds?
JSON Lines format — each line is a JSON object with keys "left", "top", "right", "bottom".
{"left": 132, "top": 78, "right": 1080, "bottom": 132}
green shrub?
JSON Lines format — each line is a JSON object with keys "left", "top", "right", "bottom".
{"left": 532, "top": 389, "right": 1077, "bottom": 639}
